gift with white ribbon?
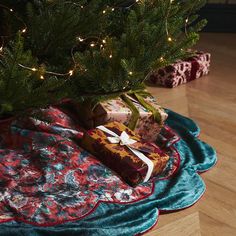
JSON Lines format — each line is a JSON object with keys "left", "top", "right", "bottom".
{"left": 97, "top": 125, "right": 154, "bottom": 182}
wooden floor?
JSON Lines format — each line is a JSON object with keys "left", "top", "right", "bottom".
{"left": 146, "top": 33, "right": 236, "bottom": 236}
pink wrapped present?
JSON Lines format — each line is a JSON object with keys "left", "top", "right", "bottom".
{"left": 148, "top": 52, "right": 211, "bottom": 88}
{"left": 77, "top": 94, "right": 168, "bottom": 142}
{"left": 186, "top": 52, "right": 211, "bottom": 79}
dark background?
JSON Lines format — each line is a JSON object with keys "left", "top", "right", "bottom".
{"left": 200, "top": 1, "right": 236, "bottom": 33}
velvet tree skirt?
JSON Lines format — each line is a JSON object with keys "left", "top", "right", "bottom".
{"left": 0, "top": 107, "right": 217, "bottom": 236}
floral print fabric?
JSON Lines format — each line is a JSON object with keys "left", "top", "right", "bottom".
{"left": 0, "top": 106, "right": 179, "bottom": 226}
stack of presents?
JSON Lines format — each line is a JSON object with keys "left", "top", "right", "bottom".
{"left": 72, "top": 51, "right": 211, "bottom": 186}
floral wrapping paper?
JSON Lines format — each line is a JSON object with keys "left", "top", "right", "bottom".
{"left": 81, "top": 121, "right": 170, "bottom": 187}
{"left": 77, "top": 94, "right": 168, "bottom": 142}
{"left": 148, "top": 52, "right": 211, "bottom": 88}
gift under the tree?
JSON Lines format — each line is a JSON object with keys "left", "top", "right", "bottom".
{"left": 81, "top": 121, "right": 170, "bottom": 186}
{"left": 148, "top": 52, "right": 211, "bottom": 88}
{"left": 77, "top": 93, "right": 168, "bottom": 142}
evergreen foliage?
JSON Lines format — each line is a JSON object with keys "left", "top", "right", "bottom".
{"left": 72, "top": 1, "right": 206, "bottom": 97}
{"left": 25, "top": 0, "right": 83, "bottom": 68}
{"left": 0, "top": 34, "right": 66, "bottom": 117}
{"left": 0, "top": 0, "right": 207, "bottom": 115}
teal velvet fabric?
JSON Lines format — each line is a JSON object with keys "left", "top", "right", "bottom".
{"left": 0, "top": 110, "right": 217, "bottom": 236}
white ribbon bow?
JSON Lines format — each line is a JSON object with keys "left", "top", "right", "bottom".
{"left": 97, "top": 125, "right": 154, "bottom": 182}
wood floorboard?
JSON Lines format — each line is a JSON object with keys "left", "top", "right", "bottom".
{"left": 146, "top": 33, "right": 236, "bottom": 235}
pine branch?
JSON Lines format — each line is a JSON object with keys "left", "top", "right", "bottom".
{"left": 0, "top": 0, "right": 207, "bottom": 108}
{"left": 0, "top": 34, "right": 68, "bottom": 116}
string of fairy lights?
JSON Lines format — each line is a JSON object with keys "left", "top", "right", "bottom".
{"left": 0, "top": 4, "right": 27, "bottom": 54}
{"left": 0, "top": 0, "right": 190, "bottom": 81}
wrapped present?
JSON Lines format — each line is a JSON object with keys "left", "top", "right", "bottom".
{"left": 81, "top": 121, "right": 170, "bottom": 186}
{"left": 186, "top": 52, "right": 211, "bottom": 79}
{"left": 77, "top": 93, "right": 168, "bottom": 142}
{"left": 148, "top": 52, "right": 211, "bottom": 88}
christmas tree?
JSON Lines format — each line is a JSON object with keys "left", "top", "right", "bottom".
{"left": 0, "top": 33, "right": 66, "bottom": 117}
{"left": 0, "top": 0, "right": 207, "bottom": 116}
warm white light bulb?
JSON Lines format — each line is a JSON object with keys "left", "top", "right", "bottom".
{"left": 78, "top": 37, "right": 84, "bottom": 42}
{"left": 10, "top": 9, "right": 13, "bottom": 12}
{"left": 90, "top": 43, "right": 95, "bottom": 47}
{"left": 129, "top": 71, "right": 133, "bottom": 75}
{"left": 0, "top": 46, "right": 3, "bottom": 52}
{"left": 103, "top": 10, "right": 106, "bottom": 14}
{"left": 40, "top": 75, "right": 44, "bottom": 80}
{"left": 112, "top": 8, "right": 115, "bottom": 11}
{"left": 167, "top": 37, "right": 172, "bottom": 42}
{"left": 31, "top": 68, "right": 37, "bottom": 72}
{"left": 102, "top": 39, "right": 106, "bottom": 44}
{"left": 69, "top": 70, "right": 74, "bottom": 76}
{"left": 109, "top": 54, "right": 113, "bottom": 58}
{"left": 21, "top": 28, "right": 27, "bottom": 33}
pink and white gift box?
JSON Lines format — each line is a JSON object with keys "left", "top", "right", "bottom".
{"left": 77, "top": 94, "right": 168, "bottom": 142}
{"left": 186, "top": 52, "right": 211, "bottom": 79}
{"left": 148, "top": 52, "right": 211, "bottom": 88}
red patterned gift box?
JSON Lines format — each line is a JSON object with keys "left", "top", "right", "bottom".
{"left": 81, "top": 121, "right": 170, "bottom": 187}
{"left": 186, "top": 52, "right": 211, "bottom": 79}
{"left": 148, "top": 52, "right": 211, "bottom": 88}
{"left": 77, "top": 94, "right": 168, "bottom": 142}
